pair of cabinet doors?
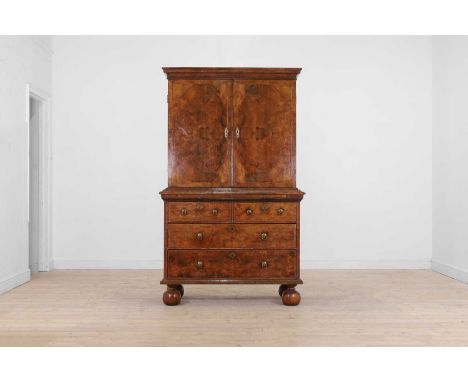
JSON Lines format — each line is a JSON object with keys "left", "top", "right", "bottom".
{"left": 168, "top": 79, "right": 296, "bottom": 188}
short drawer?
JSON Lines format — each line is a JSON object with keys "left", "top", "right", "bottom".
{"left": 233, "top": 202, "right": 297, "bottom": 223}
{"left": 167, "top": 223, "right": 296, "bottom": 249}
{"left": 167, "top": 250, "right": 297, "bottom": 279}
{"left": 167, "top": 202, "right": 230, "bottom": 223}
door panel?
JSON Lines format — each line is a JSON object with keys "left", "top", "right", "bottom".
{"left": 233, "top": 80, "right": 296, "bottom": 187}
{"left": 168, "top": 80, "right": 231, "bottom": 187}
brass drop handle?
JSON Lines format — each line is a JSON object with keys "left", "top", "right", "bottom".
{"left": 260, "top": 232, "right": 268, "bottom": 240}
{"left": 228, "top": 252, "right": 236, "bottom": 260}
{"left": 277, "top": 208, "right": 284, "bottom": 215}
{"left": 180, "top": 208, "right": 188, "bottom": 216}
{"left": 196, "top": 232, "right": 203, "bottom": 241}
{"left": 225, "top": 127, "right": 229, "bottom": 139}
{"left": 212, "top": 208, "right": 219, "bottom": 216}
{"left": 261, "top": 260, "right": 268, "bottom": 268}
{"left": 236, "top": 128, "right": 240, "bottom": 139}
{"left": 196, "top": 260, "right": 204, "bottom": 269}
{"left": 245, "top": 208, "right": 253, "bottom": 215}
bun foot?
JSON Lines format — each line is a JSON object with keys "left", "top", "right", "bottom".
{"left": 281, "top": 287, "right": 301, "bottom": 306}
{"left": 279, "top": 284, "right": 296, "bottom": 297}
{"left": 168, "top": 284, "right": 184, "bottom": 297}
{"left": 163, "top": 287, "right": 181, "bottom": 306}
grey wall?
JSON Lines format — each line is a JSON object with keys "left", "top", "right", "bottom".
{"left": 432, "top": 36, "right": 468, "bottom": 283}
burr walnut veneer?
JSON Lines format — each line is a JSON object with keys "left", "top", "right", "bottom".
{"left": 160, "top": 68, "right": 304, "bottom": 305}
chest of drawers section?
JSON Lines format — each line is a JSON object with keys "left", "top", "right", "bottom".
{"left": 164, "top": 201, "right": 300, "bottom": 282}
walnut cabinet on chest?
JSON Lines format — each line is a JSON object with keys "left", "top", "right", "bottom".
{"left": 160, "top": 68, "right": 305, "bottom": 305}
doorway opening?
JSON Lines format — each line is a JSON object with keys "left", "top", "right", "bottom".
{"left": 27, "top": 86, "right": 51, "bottom": 272}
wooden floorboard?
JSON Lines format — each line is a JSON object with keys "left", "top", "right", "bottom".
{"left": 0, "top": 270, "right": 467, "bottom": 346}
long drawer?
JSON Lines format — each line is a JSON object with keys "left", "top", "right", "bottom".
{"left": 167, "top": 201, "right": 231, "bottom": 223}
{"left": 233, "top": 202, "right": 297, "bottom": 223}
{"left": 167, "top": 250, "right": 297, "bottom": 279}
{"left": 167, "top": 223, "right": 296, "bottom": 249}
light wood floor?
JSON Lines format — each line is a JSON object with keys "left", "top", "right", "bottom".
{"left": 1, "top": 270, "right": 468, "bottom": 346}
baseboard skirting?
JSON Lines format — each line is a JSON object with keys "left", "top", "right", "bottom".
{"left": 0, "top": 269, "right": 31, "bottom": 294}
{"left": 301, "top": 259, "right": 431, "bottom": 269}
{"left": 52, "top": 259, "right": 430, "bottom": 270}
{"left": 432, "top": 260, "right": 468, "bottom": 284}
{"left": 53, "top": 259, "right": 164, "bottom": 269}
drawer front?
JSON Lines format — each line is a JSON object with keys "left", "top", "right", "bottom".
{"left": 167, "top": 250, "right": 297, "bottom": 279}
{"left": 167, "top": 202, "right": 231, "bottom": 223}
{"left": 233, "top": 202, "right": 297, "bottom": 223}
{"left": 167, "top": 223, "right": 296, "bottom": 249}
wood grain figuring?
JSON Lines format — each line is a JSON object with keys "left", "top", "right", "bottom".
{"left": 167, "top": 201, "right": 231, "bottom": 223}
{"left": 167, "top": 224, "right": 296, "bottom": 249}
{"left": 233, "top": 80, "right": 295, "bottom": 187}
{"left": 233, "top": 202, "right": 297, "bottom": 223}
{"left": 168, "top": 80, "right": 231, "bottom": 187}
{"left": 167, "top": 250, "right": 297, "bottom": 279}
{"left": 1, "top": 270, "right": 468, "bottom": 346}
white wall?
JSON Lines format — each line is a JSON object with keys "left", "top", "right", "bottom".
{"left": 0, "top": 36, "right": 52, "bottom": 293}
{"left": 432, "top": 36, "right": 468, "bottom": 282}
{"left": 51, "top": 36, "right": 433, "bottom": 269}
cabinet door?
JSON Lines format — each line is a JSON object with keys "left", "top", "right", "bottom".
{"left": 169, "top": 80, "right": 231, "bottom": 187}
{"left": 233, "top": 80, "right": 296, "bottom": 187}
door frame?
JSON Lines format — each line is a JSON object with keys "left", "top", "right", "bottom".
{"left": 26, "top": 84, "right": 52, "bottom": 272}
